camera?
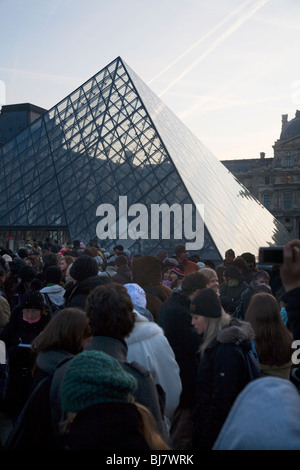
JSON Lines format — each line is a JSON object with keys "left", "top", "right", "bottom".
{"left": 258, "top": 247, "right": 284, "bottom": 265}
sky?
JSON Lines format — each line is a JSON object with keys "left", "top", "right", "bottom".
{"left": 1, "top": 0, "right": 300, "bottom": 161}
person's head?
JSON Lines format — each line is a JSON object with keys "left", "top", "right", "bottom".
{"left": 174, "top": 244, "right": 189, "bottom": 262}
{"left": 190, "top": 287, "right": 230, "bottom": 355}
{"left": 124, "top": 283, "right": 147, "bottom": 309}
{"left": 18, "top": 247, "right": 29, "bottom": 259}
{"left": 156, "top": 249, "right": 168, "bottom": 262}
{"left": 233, "top": 256, "right": 249, "bottom": 272}
{"left": 86, "top": 282, "right": 135, "bottom": 340}
{"left": 113, "top": 245, "right": 124, "bottom": 254}
{"left": 225, "top": 249, "right": 235, "bottom": 264}
{"left": 45, "top": 265, "right": 63, "bottom": 285}
{"left": 61, "top": 350, "right": 137, "bottom": 415}
{"left": 114, "top": 254, "right": 128, "bottom": 269}
{"left": 33, "top": 307, "right": 92, "bottom": 354}
{"left": 17, "top": 265, "right": 36, "bottom": 283}
{"left": 245, "top": 292, "right": 293, "bottom": 365}
{"left": 22, "top": 288, "right": 46, "bottom": 323}
{"left": 70, "top": 255, "right": 99, "bottom": 282}
{"left": 169, "top": 265, "right": 185, "bottom": 288}
{"left": 200, "top": 267, "right": 220, "bottom": 294}
{"left": 224, "top": 265, "right": 243, "bottom": 286}
{"left": 25, "top": 255, "right": 40, "bottom": 269}
{"left": 241, "top": 252, "right": 256, "bottom": 271}
{"left": 59, "top": 256, "right": 75, "bottom": 274}
{"left": 180, "top": 271, "right": 208, "bottom": 298}
{"left": 253, "top": 269, "right": 270, "bottom": 285}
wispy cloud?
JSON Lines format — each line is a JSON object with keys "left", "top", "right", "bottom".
{"left": 0, "top": 67, "right": 82, "bottom": 84}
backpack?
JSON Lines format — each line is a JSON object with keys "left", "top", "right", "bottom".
{"left": 43, "top": 293, "right": 64, "bottom": 317}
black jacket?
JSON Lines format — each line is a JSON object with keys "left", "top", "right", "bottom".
{"left": 158, "top": 290, "right": 202, "bottom": 408}
{"left": 64, "top": 275, "right": 108, "bottom": 309}
{"left": 192, "top": 318, "right": 260, "bottom": 450}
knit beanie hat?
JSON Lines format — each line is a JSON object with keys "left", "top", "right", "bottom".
{"left": 17, "top": 265, "right": 36, "bottom": 282}
{"left": 70, "top": 255, "right": 98, "bottom": 282}
{"left": 61, "top": 350, "right": 137, "bottom": 413}
{"left": 171, "top": 266, "right": 185, "bottom": 277}
{"left": 45, "top": 265, "right": 62, "bottom": 284}
{"left": 190, "top": 288, "right": 222, "bottom": 318}
{"left": 124, "top": 283, "right": 147, "bottom": 309}
{"left": 22, "top": 289, "right": 45, "bottom": 310}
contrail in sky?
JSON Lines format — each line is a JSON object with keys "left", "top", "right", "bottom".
{"left": 155, "top": 0, "right": 271, "bottom": 97}
{"left": 148, "top": 0, "right": 254, "bottom": 85}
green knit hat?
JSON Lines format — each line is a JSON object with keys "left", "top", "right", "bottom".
{"left": 61, "top": 350, "right": 138, "bottom": 413}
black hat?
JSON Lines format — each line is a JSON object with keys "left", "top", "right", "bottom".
{"left": 45, "top": 266, "right": 62, "bottom": 284}
{"left": 17, "top": 265, "right": 36, "bottom": 282}
{"left": 190, "top": 288, "right": 222, "bottom": 318}
{"left": 22, "top": 289, "right": 45, "bottom": 310}
{"left": 70, "top": 255, "right": 98, "bottom": 282}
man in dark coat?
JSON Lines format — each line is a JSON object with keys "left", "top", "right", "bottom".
{"left": 50, "top": 282, "right": 169, "bottom": 446}
{"left": 158, "top": 271, "right": 208, "bottom": 450}
{"left": 64, "top": 255, "right": 111, "bottom": 309}
{"left": 219, "top": 265, "right": 248, "bottom": 314}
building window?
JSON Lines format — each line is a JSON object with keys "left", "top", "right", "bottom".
{"left": 264, "top": 194, "right": 270, "bottom": 209}
{"left": 284, "top": 155, "right": 292, "bottom": 167}
{"left": 284, "top": 193, "right": 292, "bottom": 209}
{"left": 265, "top": 176, "right": 270, "bottom": 185}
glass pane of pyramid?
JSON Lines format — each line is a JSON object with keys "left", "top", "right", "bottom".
{"left": 0, "top": 57, "right": 291, "bottom": 262}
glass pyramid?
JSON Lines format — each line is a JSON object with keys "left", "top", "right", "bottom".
{"left": 0, "top": 57, "right": 291, "bottom": 262}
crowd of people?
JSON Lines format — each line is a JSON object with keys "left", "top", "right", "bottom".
{"left": 0, "top": 237, "right": 299, "bottom": 450}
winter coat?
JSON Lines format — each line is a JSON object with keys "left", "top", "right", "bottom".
{"left": 64, "top": 275, "right": 106, "bottom": 310}
{"left": 40, "top": 284, "right": 66, "bottom": 308}
{"left": 132, "top": 256, "right": 172, "bottom": 322}
{"left": 192, "top": 318, "right": 260, "bottom": 450}
{"left": 4, "top": 350, "right": 73, "bottom": 450}
{"left": 213, "top": 376, "right": 300, "bottom": 450}
{"left": 219, "top": 280, "right": 249, "bottom": 314}
{"left": 0, "top": 306, "right": 51, "bottom": 418}
{"left": 50, "top": 335, "right": 170, "bottom": 445}
{"left": 111, "top": 265, "right": 133, "bottom": 285}
{"left": 158, "top": 290, "right": 202, "bottom": 408}
{"left": 126, "top": 309, "right": 182, "bottom": 420}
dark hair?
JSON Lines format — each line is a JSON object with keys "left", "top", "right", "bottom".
{"left": 181, "top": 271, "right": 208, "bottom": 296}
{"left": 86, "top": 283, "right": 135, "bottom": 339}
{"left": 245, "top": 292, "right": 293, "bottom": 366}
{"left": 254, "top": 270, "right": 270, "bottom": 282}
{"left": 33, "top": 308, "right": 91, "bottom": 355}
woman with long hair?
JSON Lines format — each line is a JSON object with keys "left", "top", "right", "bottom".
{"left": 191, "top": 288, "right": 260, "bottom": 450}
{"left": 245, "top": 292, "right": 293, "bottom": 379}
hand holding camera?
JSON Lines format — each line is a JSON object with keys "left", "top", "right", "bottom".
{"left": 280, "top": 239, "right": 300, "bottom": 293}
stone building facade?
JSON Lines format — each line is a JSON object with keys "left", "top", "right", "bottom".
{"left": 222, "top": 110, "right": 300, "bottom": 238}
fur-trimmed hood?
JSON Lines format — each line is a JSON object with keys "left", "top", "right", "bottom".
{"left": 126, "top": 310, "right": 164, "bottom": 346}
{"left": 217, "top": 318, "right": 255, "bottom": 346}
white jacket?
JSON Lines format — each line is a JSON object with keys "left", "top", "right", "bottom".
{"left": 40, "top": 284, "right": 65, "bottom": 307}
{"left": 126, "top": 309, "right": 182, "bottom": 420}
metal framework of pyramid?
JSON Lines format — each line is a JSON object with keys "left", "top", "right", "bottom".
{"left": 0, "top": 57, "right": 291, "bottom": 262}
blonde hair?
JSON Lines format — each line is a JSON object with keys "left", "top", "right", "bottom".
{"left": 199, "top": 311, "right": 230, "bottom": 356}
